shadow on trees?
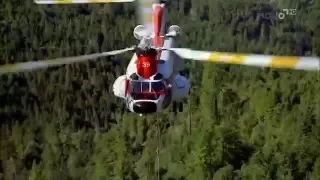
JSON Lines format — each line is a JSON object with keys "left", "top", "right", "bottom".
{"left": 0, "top": 75, "right": 40, "bottom": 126}
{"left": 222, "top": 130, "right": 256, "bottom": 170}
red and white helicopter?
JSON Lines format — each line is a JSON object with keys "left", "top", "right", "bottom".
{"left": 0, "top": 0, "right": 319, "bottom": 115}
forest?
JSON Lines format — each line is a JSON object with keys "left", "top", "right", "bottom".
{"left": 1, "top": 0, "right": 320, "bottom": 179}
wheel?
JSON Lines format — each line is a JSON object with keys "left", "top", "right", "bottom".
{"left": 179, "top": 102, "right": 183, "bottom": 112}
{"left": 172, "top": 101, "right": 177, "bottom": 114}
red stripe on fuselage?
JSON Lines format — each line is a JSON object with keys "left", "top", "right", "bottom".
{"left": 125, "top": 79, "right": 129, "bottom": 96}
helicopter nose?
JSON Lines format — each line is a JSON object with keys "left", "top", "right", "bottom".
{"left": 133, "top": 101, "right": 157, "bottom": 114}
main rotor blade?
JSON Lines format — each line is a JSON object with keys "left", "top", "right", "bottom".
{"left": 170, "top": 48, "right": 320, "bottom": 71}
{"left": 34, "top": 0, "right": 135, "bottom": 4}
{"left": 0, "top": 47, "right": 134, "bottom": 74}
{"left": 136, "top": 0, "right": 154, "bottom": 33}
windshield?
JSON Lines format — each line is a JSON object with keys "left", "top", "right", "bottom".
{"left": 132, "top": 81, "right": 150, "bottom": 93}
{"left": 129, "top": 80, "right": 166, "bottom": 100}
{"left": 151, "top": 81, "right": 166, "bottom": 92}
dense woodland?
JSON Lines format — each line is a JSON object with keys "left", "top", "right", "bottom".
{"left": 1, "top": 0, "right": 320, "bottom": 179}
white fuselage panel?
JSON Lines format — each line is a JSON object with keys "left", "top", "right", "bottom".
{"left": 126, "top": 54, "right": 138, "bottom": 78}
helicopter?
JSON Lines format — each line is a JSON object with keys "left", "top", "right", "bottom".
{"left": 0, "top": 0, "right": 319, "bottom": 115}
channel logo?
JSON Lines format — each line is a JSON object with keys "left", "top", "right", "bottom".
{"left": 257, "top": 9, "right": 296, "bottom": 20}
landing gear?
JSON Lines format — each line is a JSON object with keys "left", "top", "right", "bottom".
{"left": 179, "top": 102, "right": 183, "bottom": 112}
{"left": 172, "top": 101, "right": 183, "bottom": 114}
{"left": 173, "top": 101, "right": 177, "bottom": 114}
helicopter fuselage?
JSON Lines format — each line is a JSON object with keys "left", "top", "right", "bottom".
{"left": 112, "top": 2, "right": 190, "bottom": 114}
{"left": 113, "top": 36, "right": 190, "bottom": 114}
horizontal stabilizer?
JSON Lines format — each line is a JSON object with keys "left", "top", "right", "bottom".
{"left": 35, "top": 0, "right": 135, "bottom": 4}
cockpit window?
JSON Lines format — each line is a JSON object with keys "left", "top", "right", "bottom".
{"left": 130, "top": 81, "right": 165, "bottom": 93}
{"left": 129, "top": 80, "right": 167, "bottom": 100}
{"left": 132, "top": 82, "right": 141, "bottom": 93}
{"left": 142, "top": 82, "right": 150, "bottom": 92}
{"left": 151, "top": 81, "right": 165, "bottom": 92}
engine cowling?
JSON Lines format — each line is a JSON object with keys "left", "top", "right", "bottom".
{"left": 166, "top": 25, "right": 181, "bottom": 37}
{"left": 133, "top": 25, "right": 149, "bottom": 40}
